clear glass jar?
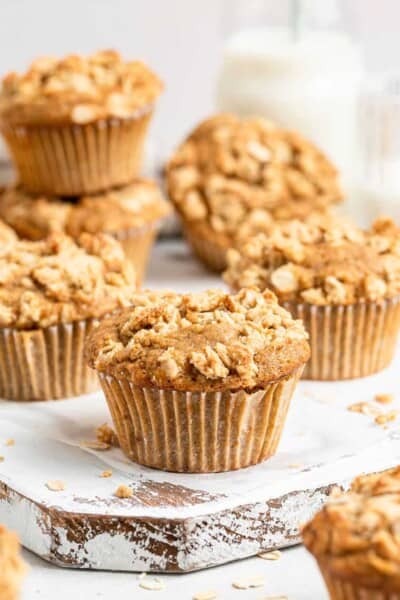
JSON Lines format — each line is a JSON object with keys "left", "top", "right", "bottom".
{"left": 216, "top": 0, "right": 364, "bottom": 198}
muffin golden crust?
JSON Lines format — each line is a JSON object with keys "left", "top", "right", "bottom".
{"left": 225, "top": 217, "right": 400, "bottom": 305}
{"left": 0, "top": 219, "right": 17, "bottom": 247}
{"left": 302, "top": 466, "right": 400, "bottom": 592}
{"left": 0, "top": 233, "right": 137, "bottom": 330}
{"left": 166, "top": 113, "right": 343, "bottom": 247}
{"left": 0, "top": 50, "right": 163, "bottom": 125}
{"left": 0, "top": 525, "right": 26, "bottom": 600}
{"left": 85, "top": 287, "right": 310, "bottom": 392}
{"left": 0, "top": 181, "right": 170, "bottom": 240}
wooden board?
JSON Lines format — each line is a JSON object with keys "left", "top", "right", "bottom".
{"left": 0, "top": 241, "right": 399, "bottom": 573}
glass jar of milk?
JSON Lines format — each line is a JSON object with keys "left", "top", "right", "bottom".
{"left": 216, "top": 0, "right": 364, "bottom": 201}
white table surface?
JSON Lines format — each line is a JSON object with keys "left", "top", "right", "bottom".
{"left": 13, "top": 238, "right": 376, "bottom": 599}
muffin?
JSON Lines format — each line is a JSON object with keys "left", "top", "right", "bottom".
{"left": 0, "top": 525, "right": 26, "bottom": 600}
{"left": 85, "top": 287, "right": 310, "bottom": 473}
{"left": 0, "top": 180, "right": 170, "bottom": 281}
{"left": 166, "top": 113, "right": 343, "bottom": 271}
{"left": 225, "top": 217, "right": 400, "bottom": 380}
{"left": 0, "top": 219, "right": 17, "bottom": 248}
{"left": 0, "top": 50, "right": 163, "bottom": 195}
{"left": 0, "top": 232, "right": 137, "bottom": 400}
{"left": 302, "top": 466, "right": 400, "bottom": 600}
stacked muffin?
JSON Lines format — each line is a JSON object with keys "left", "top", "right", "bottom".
{"left": 0, "top": 50, "right": 170, "bottom": 281}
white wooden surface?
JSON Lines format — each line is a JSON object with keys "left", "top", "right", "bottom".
{"left": 2, "top": 239, "right": 400, "bottom": 595}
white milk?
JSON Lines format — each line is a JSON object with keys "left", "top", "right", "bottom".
{"left": 216, "top": 28, "right": 364, "bottom": 194}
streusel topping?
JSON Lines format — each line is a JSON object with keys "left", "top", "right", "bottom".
{"left": 302, "top": 467, "right": 400, "bottom": 589}
{"left": 225, "top": 217, "right": 400, "bottom": 305}
{"left": 85, "top": 288, "right": 310, "bottom": 391}
{"left": 0, "top": 233, "right": 137, "bottom": 330}
{"left": 0, "top": 180, "right": 170, "bottom": 241}
{"left": 0, "top": 50, "right": 163, "bottom": 125}
{"left": 166, "top": 113, "right": 343, "bottom": 243}
{"left": 0, "top": 218, "right": 17, "bottom": 246}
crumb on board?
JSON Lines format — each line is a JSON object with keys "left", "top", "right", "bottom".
{"left": 114, "top": 484, "right": 133, "bottom": 499}
{"left": 375, "top": 393, "right": 394, "bottom": 404}
{"left": 46, "top": 480, "right": 65, "bottom": 492}
{"left": 100, "top": 470, "right": 113, "bottom": 478}
{"left": 96, "top": 423, "right": 119, "bottom": 447}
{"left": 139, "top": 577, "right": 165, "bottom": 591}
{"left": 80, "top": 440, "right": 111, "bottom": 451}
{"left": 375, "top": 411, "right": 398, "bottom": 425}
{"left": 258, "top": 550, "right": 281, "bottom": 561}
{"left": 5, "top": 439, "right": 14, "bottom": 446}
{"left": 232, "top": 576, "right": 265, "bottom": 589}
{"left": 0, "top": 456, "right": 4, "bottom": 462}
{"left": 193, "top": 592, "right": 217, "bottom": 600}
{"left": 347, "top": 402, "right": 381, "bottom": 416}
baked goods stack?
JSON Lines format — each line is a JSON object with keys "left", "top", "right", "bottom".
{"left": 0, "top": 50, "right": 170, "bottom": 403}
{"left": 0, "top": 50, "right": 170, "bottom": 282}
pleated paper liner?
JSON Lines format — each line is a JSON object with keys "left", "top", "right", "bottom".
{"left": 283, "top": 297, "right": 400, "bottom": 380}
{"left": 1, "top": 107, "right": 153, "bottom": 196}
{"left": 110, "top": 221, "right": 160, "bottom": 284}
{"left": 319, "top": 562, "right": 400, "bottom": 600}
{"left": 98, "top": 366, "right": 303, "bottom": 473}
{"left": 0, "top": 318, "right": 99, "bottom": 401}
{"left": 183, "top": 225, "right": 228, "bottom": 273}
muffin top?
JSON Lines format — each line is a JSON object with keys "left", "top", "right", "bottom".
{"left": 225, "top": 217, "right": 400, "bottom": 305}
{"left": 85, "top": 287, "right": 310, "bottom": 392}
{"left": 0, "top": 49, "right": 163, "bottom": 125}
{"left": 0, "top": 180, "right": 170, "bottom": 241}
{"left": 0, "top": 525, "right": 26, "bottom": 593}
{"left": 0, "top": 218, "right": 17, "bottom": 246}
{"left": 166, "top": 113, "right": 343, "bottom": 247}
{"left": 302, "top": 466, "right": 400, "bottom": 590}
{"left": 0, "top": 233, "right": 137, "bottom": 330}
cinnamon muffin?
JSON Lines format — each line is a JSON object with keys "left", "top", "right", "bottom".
{"left": 85, "top": 287, "right": 310, "bottom": 473}
{"left": 225, "top": 217, "right": 400, "bottom": 380}
{"left": 0, "top": 232, "right": 137, "bottom": 400}
{"left": 0, "top": 525, "right": 26, "bottom": 600}
{"left": 166, "top": 113, "right": 343, "bottom": 271}
{"left": 302, "top": 466, "right": 400, "bottom": 600}
{"left": 0, "top": 50, "right": 163, "bottom": 195}
{"left": 0, "top": 180, "right": 170, "bottom": 281}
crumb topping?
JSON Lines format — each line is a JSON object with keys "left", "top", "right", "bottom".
{"left": 225, "top": 217, "right": 400, "bottom": 305}
{"left": 302, "top": 466, "right": 400, "bottom": 588}
{"left": 85, "top": 288, "right": 310, "bottom": 391}
{"left": 0, "top": 180, "right": 169, "bottom": 241}
{"left": 166, "top": 113, "right": 343, "bottom": 244}
{"left": 0, "top": 233, "right": 137, "bottom": 330}
{"left": 0, "top": 219, "right": 17, "bottom": 247}
{"left": 0, "top": 49, "right": 163, "bottom": 125}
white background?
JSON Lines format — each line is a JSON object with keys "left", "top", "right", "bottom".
{"left": 1, "top": 0, "right": 400, "bottom": 153}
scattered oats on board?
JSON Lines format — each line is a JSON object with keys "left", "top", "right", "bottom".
{"left": 114, "top": 484, "right": 133, "bottom": 499}
{"left": 193, "top": 592, "right": 217, "bottom": 600}
{"left": 80, "top": 440, "right": 110, "bottom": 451}
{"left": 139, "top": 577, "right": 165, "bottom": 591}
{"left": 232, "top": 576, "right": 265, "bottom": 589}
{"left": 0, "top": 456, "right": 4, "bottom": 462}
{"left": 5, "top": 439, "right": 14, "bottom": 446}
{"left": 375, "top": 411, "right": 398, "bottom": 425}
{"left": 375, "top": 393, "right": 394, "bottom": 404}
{"left": 46, "top": 480, "right": 65, "bottom": 492}
{"left": 258, "top": 550, "right": 281, "bottom": 560}
{"left": 100, "top": 470, "right": 112, "bottom": 478}
{"left": 137, "top": 572, "right": 147, "bottom": 580}
{"left": 347, "top": 402, "right": 381, "bottom": 416}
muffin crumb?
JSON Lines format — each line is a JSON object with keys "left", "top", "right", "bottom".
{"left": 374, "top": 411, "right": 398, "bottom": 425}
{"left": 375, "top": 393, "right": 394, "bottom": 405}
{"left": 100, "top": 470, "right": 113, "bottom": 478}
{"left": 114, "top": 484, "right": 133, "bottom": 499}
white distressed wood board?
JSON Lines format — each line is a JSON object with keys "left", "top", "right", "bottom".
{"left": 0, "top": 240, "right": 399, "bottom": 573}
